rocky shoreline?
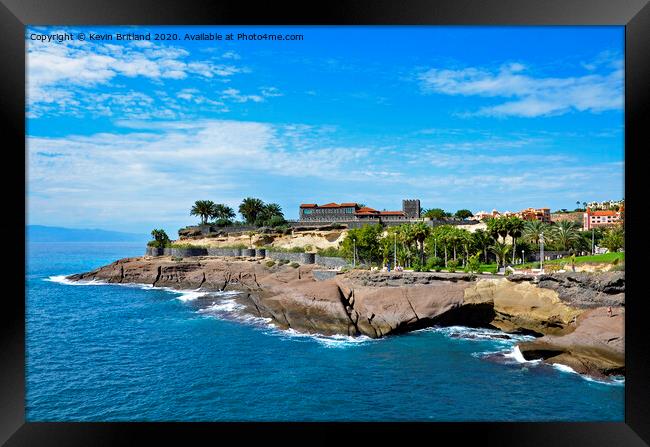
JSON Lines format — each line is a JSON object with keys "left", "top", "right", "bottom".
{"left": 67, "top": 256, "right": 625, "bottom": 379}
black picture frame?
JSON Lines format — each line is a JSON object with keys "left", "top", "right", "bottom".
{"left": 2, "top": 0, "right": 648, "bottom": 445}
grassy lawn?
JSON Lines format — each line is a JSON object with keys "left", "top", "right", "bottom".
{"left": 516, "top": 252, "right": 624, "bottom": 269}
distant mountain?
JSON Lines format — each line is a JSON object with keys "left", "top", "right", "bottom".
{"left": 27, "top": 225, "right": 149, "bottom": 243}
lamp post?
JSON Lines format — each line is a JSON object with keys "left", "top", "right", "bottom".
{"left": 393, "top": 232, "right": 397, "bottom": 269}
{"left": 539, "top": 232, "right": 544, "bottom": 273}
{"left": 521, "top": 249, "right": 524, "bottom": 265}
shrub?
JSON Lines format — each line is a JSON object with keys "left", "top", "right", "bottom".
{"left": 433, "top": 265, "right": 442, "bottom": 272}
{"left": 426, "top": 256, "right": 443, "bottom": 271}
{"left": 170, "top": 242, "right": 207, "bottom": 249}
{"left": 268, "top": 215, "right": 288, "bottom": 228}
{"left": 447, "top": 259, "right": 459, "bottom": 273}
{"left": 412, "top": 259, "right": 423, "bottom": 272}
{"left": 290, "top": 262, "right": 300, "bottom": 268}
{"left": 465, "top": 254, "right": 481, "bottom": 274}
{"left": 279, "top": 259, "right": 290, "bottom": 265}
{"left": 171, "top": 256, "right": 183, "bottom": 262}
{"left": 303, "top": 244, "right": 313, "bottom": 252}
{"left": 265, "top": 260, "right": 276, "bottom": 267}
{"left": 149, "top": 228, "right": 171, "bottom": 248}
{"left": 317, "top": 247, "right": 343, "bottom": 257}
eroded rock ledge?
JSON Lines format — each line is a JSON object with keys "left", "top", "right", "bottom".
{"left": 68, "top": 257, "right": 624, "bottom": 378}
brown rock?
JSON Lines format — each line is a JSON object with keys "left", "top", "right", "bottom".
{"left": 517, "top": 307, "right": 624, "bottom": 377}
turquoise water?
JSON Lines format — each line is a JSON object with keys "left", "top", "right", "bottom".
{"left": 26, "top": 242, "right": 624, "bottom": 421}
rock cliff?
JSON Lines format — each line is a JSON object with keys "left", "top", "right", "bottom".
{"left": 68, "top": 257, "right": 624, "bottom": 378}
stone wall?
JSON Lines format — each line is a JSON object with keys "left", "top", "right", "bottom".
{"left": 314, "top": 255, "right": 349, "bottom": 268}
{"left": 266, "top": 252, "right": 315, "bottom": 264}
{"left": 146, "top": 247, "right": 161, "bottom": 256}
{"left": 207, "top": 247, "right": 242, "bottom": 257}
{"left": 170, "top": 247, "right": 208, "bottom": 257}
{"left": 144, "top": 245, "right": 348, "bottom": 268}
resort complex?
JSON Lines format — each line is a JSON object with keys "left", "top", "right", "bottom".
{"left": 299, "top": 199, "right": 421, "bottom": 223}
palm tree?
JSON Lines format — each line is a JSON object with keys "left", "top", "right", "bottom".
{"left": 522, "top": 220, "right": 549, "bottom": 245}
{"left": 600, "top": 225, "right": 624, "bottom": 253}
{"left": 508, "top": 216, "right": 525, "bottom": 264}
{"left": 411, "top": 222, "right": 431, "bottom": 264}
{"left": 486, "top": 217, "right": 508, "bottom": 244}
{"left": 458, "top": 229, "right": 472, "bottom": 266}
{"left": 447, "top": 227, "right": 463, "bottom": 261}
{"left": 212, "top": 204, "right": 235, "bottom": 221}
{"left": 262, "top": 203, "right": 283, "bottom": 219}
{"left": 239, "top": 197, "right": 265, "bottom": 224}
{"left": 491, "top": 241, "right": 512, "bottom": 270}
{"left": 190, "top": 200, "right": 216, "bottom": 225}
{"left": 551, "top": 221, "right": 581, "bottom": 251}
{"left": 472, "top": 229, "right": 493, "bottom": 263}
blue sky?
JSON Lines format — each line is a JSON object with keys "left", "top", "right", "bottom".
{"left": 26, "top": 26, "right": 624, "bottom": 235}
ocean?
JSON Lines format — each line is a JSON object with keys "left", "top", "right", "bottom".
{"left": 25, "top": 242, "right": 624, "bottom": 421}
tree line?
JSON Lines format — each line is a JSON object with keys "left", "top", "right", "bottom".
{"left": 339, "top": 216, "right": 624, "bottom": 271}
{"left": 189, "top": 198, "right": 287, "bottom": 228}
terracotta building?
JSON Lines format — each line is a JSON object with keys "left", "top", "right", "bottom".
{"left": 299, "top": 199, "right": 420, "bottom": 222}
{"left": 583, "top": 207, "right": 623, "bottom": 230}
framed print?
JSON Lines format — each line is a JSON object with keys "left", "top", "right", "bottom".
{"left": 2, "top": 0, "right": 649, "bottom": 445}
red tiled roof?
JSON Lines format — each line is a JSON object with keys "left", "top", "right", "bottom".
{"left": 319, "top": 202, "right": 340, "bottom": 208}
{"left": 379, "top": 211, "right": 406, "bottom": 216}
{"left": 340, "top": 202, "right": 358, "bottom": 207}
{"left": 590, "top": 210, "right": 619, "bottom": 216}
{"left": 356, "top": 206, "right": 377, "bottom": 213}
{"left": 300, "top": 204, "right": 317, "bottom": 208}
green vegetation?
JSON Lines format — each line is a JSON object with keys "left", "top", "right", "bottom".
{"left": 422, "top": 208, "right": 451, "bottom": 220}
{"left": 265, "top": 260, "right": 276, "bottom": 267}
{"left": 190, "top": 200, "right": 216, "bottom": 225}
{"left": 465, "top": 253, "right": 481, "bottom": 274}
{"left": 147, "top": 229, "right": 171, "bottom": 248}
{"left": 600, "top": 225, "right": 624, "bottom": 253}
{"left": 340, "top": 224, "right": 383, "bottom": 266}
{"left": 239, "top": 197, "right": 265, "bottom": 224}
{"left": 334, "top": 213, "right": 623, "bottom": 272}
{"left": 454, "top": 209, "right": 474, "bottom": 219}
{"left": 516, "top": 252, "right": 624, "bottom": 270}
{"left": 264, "top": 246, "right": 306, "bottom": 253}
{"left": 169, "top": 242, "right": 208, "bottom": 249}
{"left": 189, "top": 200, "right": 237, "bottom": 226}
{"left": 149, "top": 229, "right": 170, "bottom": 248}
{"left": 238, "top": 198, "right": 287, "bottom": 227}
{"left": 289, "top": 262, "right": 300, "bottom": 268}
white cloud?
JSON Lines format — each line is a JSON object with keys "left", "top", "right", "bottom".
{"left": 26, "top": 34, "right": 243, "bottom": 116}
{"left": 26, "top": 119, "right": 372, "bottom": 230}
{"left": 221, "top": 88, "right": 264, "bottom": 103}
{"left": 418, "top": 59, "right": 623, "bottom": 117}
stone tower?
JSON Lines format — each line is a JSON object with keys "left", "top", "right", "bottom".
{"left": 402, "top": 199, "right": 421, "bottom": 219}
